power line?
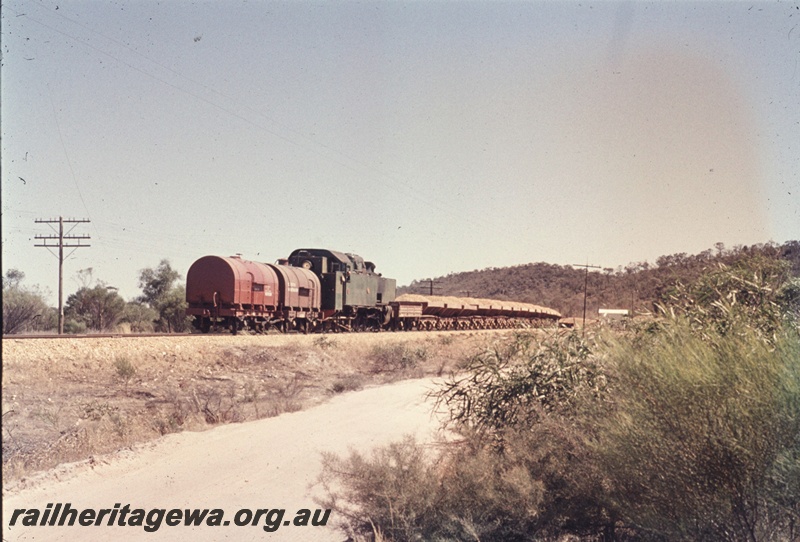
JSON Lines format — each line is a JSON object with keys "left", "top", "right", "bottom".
{"left": 34, "top": 217, "right": 91, "bottom": 334}
{"left": 4, "top": 3, "right": 497, "bottom": 233}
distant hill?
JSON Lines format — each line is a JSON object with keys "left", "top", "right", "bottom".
{"left": 398, "top": 241, "right": 800, "bottom": 317}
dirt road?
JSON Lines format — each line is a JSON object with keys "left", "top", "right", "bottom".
{"left": 3, "top": 378, "right": 444, "bottom": 542}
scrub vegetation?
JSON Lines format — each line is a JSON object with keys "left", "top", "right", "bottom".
{"left": 321, "top": 254, "right": 800, "bottom": 541}
{"left": 401, "top": 240, "right": 800, "bottom": 318}
{"left": 1, "top": 259, "right": 189, "bottom": 335}
{"left": 1, "top": 331, "right": 487, "bottom": 484}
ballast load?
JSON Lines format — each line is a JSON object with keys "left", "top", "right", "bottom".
{"left": 185, "top": 248, "right": 560, "bottom": 334}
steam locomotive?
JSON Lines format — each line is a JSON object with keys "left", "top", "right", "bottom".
{"left": 185, "top": 248, "right": 559, "bottom": 334}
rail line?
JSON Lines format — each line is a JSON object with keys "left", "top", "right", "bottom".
{"left": 2, "top": 333, "right": 195, "bottom": 340}
{"left": 2, "top": 325, "right": 536, "bottom": 340}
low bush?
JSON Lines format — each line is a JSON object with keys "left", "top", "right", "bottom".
{"left": 435, "top": 330, "right": 604, "bottom": 439}
{"left": 113, "top": 357, "right": 136, "bottom": 387}
{"left": 369, "top": 343, "right": 428, "bottom": 374}
{"left": 323, "top": 330, "right": 618, "bottom": 541}
{"left": 331, "top": 374, "right": 365, "bottom": 394}
{"left": 598, "top": 322, "right": 800, "bottom": 541}
{"left": 322, "top": 262, "right": 800, "bottom": 542}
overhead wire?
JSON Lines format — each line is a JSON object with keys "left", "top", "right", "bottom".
{"left": 46, "top": 82, "right": 96, "bottom": 236}
{"left": 6, "top": 0, "right": 480, "bottom": 225}
{"left": 4, "top": 0, "right": 517, "bottom": 293}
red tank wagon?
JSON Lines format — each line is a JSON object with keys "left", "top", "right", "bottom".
{"left": 186, "top": 255, "right": 320, "bottom": 333}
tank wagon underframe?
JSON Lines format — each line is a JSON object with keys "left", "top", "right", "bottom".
{"left": 190, "top": 307, "right": 318, "bottom": 334}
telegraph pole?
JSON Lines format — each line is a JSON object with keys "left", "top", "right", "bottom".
{"left": 572, "top": 262, "right": 602, "bottom": 335}
{"left": 34, "top": 217, "right": 91, "bottom": 334}
{"left": 419, "top": 279, "right": 442, "bottom": 296}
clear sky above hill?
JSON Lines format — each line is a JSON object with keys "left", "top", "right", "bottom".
{"left": 2, "top": 0, "right": 798, "bottom": 303}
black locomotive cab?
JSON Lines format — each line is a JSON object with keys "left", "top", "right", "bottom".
{"left": 287, "top": 248, "right": 397, "bottom": 315}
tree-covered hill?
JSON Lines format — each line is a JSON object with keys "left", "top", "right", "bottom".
{"left": 398, "top": 241, "right": 800, "bottom": 317}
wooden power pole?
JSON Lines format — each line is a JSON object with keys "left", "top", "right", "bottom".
{"left": 572, "top": 262, "right": 602, "bottom": 335}
{"left": 34, "top": 217, "right": 91, "bottom": 334}
{"left": 419, "top": 279, "right": 441, "bottom": 296}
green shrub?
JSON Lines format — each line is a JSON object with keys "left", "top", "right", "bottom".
{"left": 597, "top": 322, "right": 800, "bottom": 541}
{"left": 63, "top": 318, "right": 87, "bottom": 334}
{"left": 314, "top": 335, "right": 338, "bottom": 350}
{"left": 369, "top": 343, "right": 428, "bottom": 373}
{"left": 331, "top": 374, "right": 365, "bottom": 394}
{"left": 323, "top": 325, "right": 800, "bottom": 541}
{"left": 319, "top": 437, "right": 444, "bottom": 541}
{"left": 2, "top": 270, "right": 53, "bottom": 334}
{"left": 434, "top": 331, "right": 605, "bottom": 439}
{"left": 659, "top": 255, "right": 796, "bottom": 341}
{"left": 113, "top": 357, "right": 136, "bottom": 380}
{"left": 323, "top": 333, "right": 618, "bottom": 541}
{"left": 322, "top": 256, "right": 800, "bottom": 541}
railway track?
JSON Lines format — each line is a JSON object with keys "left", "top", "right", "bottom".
{"left": 2, "top": 325, "right": 535, "bottom": 340}
{"left": 2, "top": 332, "right": 195, "bottom": 340}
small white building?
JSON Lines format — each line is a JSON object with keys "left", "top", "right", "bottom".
{"left": 598, "top": 308, "right": 629, "bottom": 320}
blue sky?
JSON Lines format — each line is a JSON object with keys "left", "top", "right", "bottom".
{"left": 2, "top": 0, "right": 798, "bottom": 304}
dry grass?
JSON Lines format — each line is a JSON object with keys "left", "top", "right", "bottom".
{"left": 2, "top": 330, "right": 501, "bottom": 484}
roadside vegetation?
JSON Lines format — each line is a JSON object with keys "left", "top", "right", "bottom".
{"left": 320, "top": 254, "right": 800, "bottom": 541}
{"left": 2, "top": 331, "right": 484, "bottom": 484}
{"left": 2, "top": 270, "right": 57, "bottom": 334}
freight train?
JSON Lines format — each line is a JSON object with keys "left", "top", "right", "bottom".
{"left": 185, "top": 248, "right": 560, "bottom": 334}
